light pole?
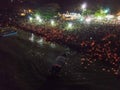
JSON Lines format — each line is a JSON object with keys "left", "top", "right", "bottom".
{"left": 81, "top": 3, "right": 87, "bottom": 11}
{"left": 81, "top": 3, "right": 87, "bottom": 16}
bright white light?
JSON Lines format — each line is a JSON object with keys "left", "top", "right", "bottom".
{"left": 96, "top": 16, "right": 103, "bottom": 21}
{"left": 51, "top": 20, "right": 55, "bottom": 26}
{"left": 81, "top": 3, "right": 87, "bottom": 10}
{"left": 106, "top": 15, "right": 114, "bottom": 20}
{"left": 68, "top": 22, "right": 73, "bottom": 29}
{"left": 79, "top": 16, "right": 84, "bottom": 22}
{"left": 35, "top": 15, "right": 42, "bottom": 23}
{"left": 117, "top": 16, "right": 120, "bottom": 20}
{"left": 85, "top": 17, "right": 92, "bottom": 24}
{"left": 36, "top": 15, "right": 40, "bottom": 20}
{"left": 104, "top": 8, "right": 110, "bottom": 14}
{"left": 38, "top": 18, "right": 42, "bottom": 23}
{"left": 29, "top": 17, "right": 33, "bottom": 22}
{"left": 29, "top": 33, "right": 34, "bottom": 42}
{"left": 80, "top": 18, "right": 84, "bottom": 22}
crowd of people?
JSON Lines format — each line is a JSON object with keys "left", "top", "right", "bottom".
{"left": 14, "top": 21, "right": 120, "bottom": 75}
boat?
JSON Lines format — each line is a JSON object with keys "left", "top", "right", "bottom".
{"left": 0, "top": 29, "right": 17, "bottom": 37}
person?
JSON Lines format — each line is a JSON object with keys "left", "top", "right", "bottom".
{"left": 51, "top": 53, "right": 67, "bottom": 76}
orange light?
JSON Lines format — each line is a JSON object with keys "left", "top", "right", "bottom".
{"left": 20, "top": 13, "right": 26, "bottom": 16}
{"left": 28, "top": 9, "right": 32, "bottom": 13}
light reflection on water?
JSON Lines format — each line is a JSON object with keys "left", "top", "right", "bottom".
{"left": 29, "top": 33, "right": 56, "bottom": 48}
{"left": 37, "top": 38, "right": 44, "bottom": 45}
{"left": 29, "top": 33, "right": 34, "bottom": 42}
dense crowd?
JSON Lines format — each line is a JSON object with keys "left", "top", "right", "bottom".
{"left": 14, "top": 21, "right": 120, "bottom": 75}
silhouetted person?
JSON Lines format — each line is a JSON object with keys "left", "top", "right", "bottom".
{"left": 51, "top": 53, "right": 67, "bottom": 77}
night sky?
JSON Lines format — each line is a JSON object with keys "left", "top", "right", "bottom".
{"left": 0, "top": 0, "right": 120, "bottom": 12}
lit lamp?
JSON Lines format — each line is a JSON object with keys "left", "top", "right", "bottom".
{"left": 67, "top": 22, "right": 73, "bottom": 29}
{"left": 35, "top": 15, "right": 42, "bottom": 23}
{"left": 117, "top": 16, "right": 120, "bottom": 20}
{"left": 20, "top": 13, "right": 26, "bottom": 16}
{"left": 81, "top": 3, "right": 87, "bottom": 11}
{"left": 85, "top": 17, "right": 92, "bottom": 24}
{"left": 28, "top": 9, "right": 32, "bottom": 13}
{"left": 29, "top": 17, "right": 33, "bottom": 22}
{"left": 51, "top": 20, "right": 55, "bottom": 26}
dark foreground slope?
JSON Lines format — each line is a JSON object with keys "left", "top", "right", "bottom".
{"left": 0, "top": 31, "right": 120, "bottom": 90}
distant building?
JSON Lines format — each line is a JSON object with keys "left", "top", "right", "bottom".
{"left": 58, "top": 11, "right": 81, "bottom": 20}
